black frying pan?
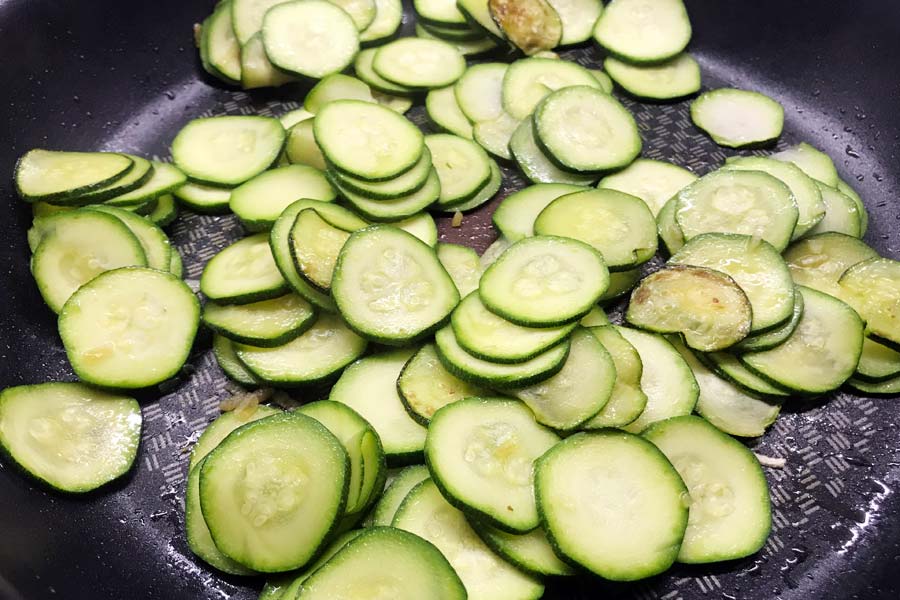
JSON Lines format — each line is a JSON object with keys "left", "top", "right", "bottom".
{"left": 2, "top": 1, "right": 900, "bottom": 599}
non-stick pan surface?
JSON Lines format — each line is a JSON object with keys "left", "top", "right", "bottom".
{"left": 2, "top": 1, "right": 900, "bottom": 598}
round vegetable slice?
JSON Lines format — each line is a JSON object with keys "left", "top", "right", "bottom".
{"left": 501, "top": 58, "right": 600, "bottom": 120}
{"left": 535, "top": 430, "right": 689, "bottom": 581}
{"left": 199, "top": 412, "right": 348, "bottom": 572}
{"left": 200, "top": 233, "right": 287, "bottom": 304}
{"left": 603, "top": 53, "right": 701, "bottom": 100}
{"left": 262, "top": 0, "right": 359, "bottom": 78}
{"left": 426, "top": 397, "right": 560, "bottom": 532}
{"left": 838, "top": 258, "right": 900, "bottom": 349}
{"left": 626, "top": 265, "right": 752, "bottom": 352}
{"left": 534, "top": 188, "right": 657, "bottom": 270}
{"left": 643, "top": 416, "right": 771, "bottom": 563}
{"left": 534, "top": 85, "right": 641, "bottom": 172}
{"left": 479, "top": 235, "right": 609, "bottom": 326}
{"left": 314, "top": 101, "right": 424, "bottom": 181}
{"left": 0, "top": 383, "right": 141, "bottom": 493}
{"left": 332, "top": 226, "right": 460, "bottom": 344}
{"left": 59, "top": 267, "right": 200, "bottom": 389}
{"left": 597, "top": 158, "right": 697, "bottom": 217}
{"left": 674, "top": 169, "right": 798, "bottom": 251}
{"left": 488, "top": 0, "right": 562, "bottom": 55}
{"left": 172, "top": 116, "right": 285, "bottom": 186}
{"left": 372, "top": 38, "right": 466, "bottom": 89}
{"left": 592, "top": 0, "right": 691, "bottom": 63}
{"left": 690, "top": 89, "right": 784, "bottom": 148}
{"left": 397, "top": 343, "right": 488, "bottom": 425}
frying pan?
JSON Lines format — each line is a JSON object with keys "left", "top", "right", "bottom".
{"left": 2, "top": 0, "right": 899, "bottom": 598}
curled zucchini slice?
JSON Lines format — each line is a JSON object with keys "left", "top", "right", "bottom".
{"left": 626, "top": 265, "right": 752, "bottom": 352}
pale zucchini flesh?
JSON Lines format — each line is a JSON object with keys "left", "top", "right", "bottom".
{"left": 582, "top": 325, "right": 648, "bottom": 428}
{"left": 597, "top": 158, "right": 697, "bottom": 217}
{"left": 397, "top": 343, "right": 487, "bottom": 424}
{"left": 690, "top": 89, "right": 784, "bottom": 148}
{"left": 200, "top": 233, "right": 287, "bottom": 304}
{"left": 592, "top": 0, "right": 691, "bottom": 63}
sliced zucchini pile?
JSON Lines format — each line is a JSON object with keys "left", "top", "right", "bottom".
{"left": 8, "top": 0, "right": 899, "bottom": 596}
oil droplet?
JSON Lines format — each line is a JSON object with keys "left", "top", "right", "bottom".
{"left": 845, "top": 145, "right": 860, "bottom": 158}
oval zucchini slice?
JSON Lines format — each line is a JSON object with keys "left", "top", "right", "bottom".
{"left": 202, "top": 293, "right": 316, "bottom": 347}
{"left": 479, "top": 235, "right": 609, "bottom": 326}
{"left": 201, "top": 233, "right": 288, "bottom": 304}
{"left": 199, "top": 412, "right": 349, "bottom": 572}
{"left": 670, "top": 233, "right": 795, "bottom": 334}
{"left": 0, "top": 383, "right": 141, "bottom": 493}
{"left": 673, "top": 169, "right": 798, "bottom": 251}
{"left": 509, "top": 119, "right": 598, "bottom": 186}
{"left": 470, "top": 520, "right": 574, "bottom": 577}
{"left": 582, "top": 325, "right": 648, "bottom": 428}
{"left": 230, "top": 165, "right": 336, "bottom": 231}
{"left": 397, "top": 343, "right": 488, "bottom": 425}
{"left": 535, "top": 430, "right": 689, "bottom": 581}
{"left": 426, "top": 397, "right": 560, "bottom": 532}
{"left": 838, "top": 258, "right": 900, "bottom": 349}
{"left": 372, "top": 38, "right": 466, "bottom": 89}
{"left": 534, "top": 188, "right": 657, "bottom": 271}
{"left": 783, "top": 232, "right": 878, "bottom": 298}
{"left": 856, "top": 338, "right": 900, "bottom": 383}
{"left": 690, "top": 89, "right": 784, "bottom": 148}
{"left": 592, "top": 0, "right": 691, "bottom": 63}
{"left": 15, "top": 149, "right": 134, "bottom": 204}
{"left": 626, "top": 265, "right": 752, "bottom": 352}
{"left": 597, "top": 158, "right": 697, "bottom": 217}
{"left": 643, "top": 416, "right": 771, "bottom": 563}
{"left": 501, "top": 57, "right": 600, "bottom": 121}
{"left": 603, "top": 53, "right": 701, "bottom": 100}
{"left": 290, "top": 208, "right": 353, "bottom": 292}
{"left": 488, "top": 0, "right": 562, "bottom": 55}
{"left": 332, "top": 226, "right": 460, "bottom": 344}
{"left": 59, "top": 267, "right": 200, "bottom": 389}
{"left": 741, "top": 286, "right": 864, "bottom": 394}
{"left": 492, "top": 182, "right": 588, "bottom": 241}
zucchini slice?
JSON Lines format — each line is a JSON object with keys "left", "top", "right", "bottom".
{"left": 511, "top": 327, "right": 616, "bottom": 430}
{"left": 262, "top": 0, "right": 359, "bottom": 78}
{"left": 690, "top": 89, "right": 784, "bottom": 148}
{"left": 0, "top": 383, "right": 141, "bottom": 493}
{"left": 783, "top": 232, "right": 878, "bottom": 298}
{"left": 699, "top": 351, "right": 791, "bottom": 398}
{"left": 328, "top": 0, "right": 377, "bottom": 31}
{"left": 59, "top": 267, "right": 200, "bottom": 388}
{"left": 838, "top": 258, "right": 900, "bottom": 349}
{"left": 656, "top": 195, "right": 685, "bottom": 254}
{"left": 201, "top": 233, "right": 287, "bottom": 304}
{"left": 425, "top": 134, "right": 492, "bottom": 207}
{"left": 451, "top": 292, "right": 576, "bottom": 363}
{"left": 31, "top": 210, "right": 148, "bottom": 313}
{"left": 670, "top": 338, "right": 781, "bottom": 438}
{"left": 473, "top": 111, "right": 520, "bottom": 161}
{"left": 479, "top": 235, "right": 609, "bottom": 326}
{"left": 75, "top": 155, "right": 154, "bottom": 204}
{"left": 582, "top": 325, "right": 648, "bottom": 428}
{"left": 454, "top": 62, "right": 507, "bottom": 123}
{"left": 597, "top": 158, "right": 697, "bottom": 217}
{"left": 674, "top": 169, "right": 798, "bottom": 251}
{"left": 670, "top": 233, "right": 795, "bottom": 334}
{"left": 626, "top": 265, "right": 752, "bottom": 352}
{"left": 231, "top": 0, "right": 290, "bottom": 45}
{"left": 297, "top": 527, "right": 467, "bottom": 600}
{"left": 603, "top": 53, "right": 701, "bottom": 100}
{"left": 205, "top": 1, "right": 242, "bottom": 84}
{"left": 723, "top": 155, "right": 825, "bottom": 239}
{"left": 16, "top": 149, "right": 133, "bottom": 204}
{"left": 398, "top": 343, "right": 488, "bottom": 425}
{"left": 199, "top": 412, "right": 349, "bottom": 572}
{"left": 741, "top": 286, "right": 864, "bottom": 394}
{"left": 285, "top": 120, "right": 328, "bottom": 170}
{"left": 735, "top": 288, "right": 804, "bottom": 352}
{"left": 332, "top": 226, "right": 459, "bottom": 343}
{"left": 372, "top": 38, "right": 466, "bottom": 89}
{"left": 235, "top": 312, "right": 367, "bottom": 385}
{"left": 86, "top": 205, "right": 173, "bottom": 272}
{"left": 174, "top": 182, "right": 232, "bottom": 214}
{"left": 426, "top": 397, "right": 560, "bottom": 531}
{"left": 202, "top": 293, "right": 316, "bottom": 347}
{"left": 547, "top": 0, "right": 602, "bottom": 46}
{"left": 290, "top": 209, "right": 353, "bottom": 292}
{"left": 189, "top": 405, "right": 282, "bottom": 470}
{"left": 617, "top": 326, "right": 699, "bottom": 433}
{"left": 330, "top": 349, "right": 427, "bottom": 462}
{"left": 338, "top": 171, "right": 441, "bottom": 222}
{"left": 172, "top": 116, "right": 285, "bottom": 186}
{"left": 488, "top": 0, "right": 562, "bottom": 55}
{"left": 393, "top": 479, "right": 544, "bottom": 600}
{"left": 360, "top": 0, "right": 403, "bottom": 43}
{"left": 535, "top": 430, "right": 689, "bottom": 581}
{"left": 856, "top": 338, "right": 900, "bottom": 383}
{"left": 534, "top": 188, "right": 657, "bottom": 270}
{"left": 534, "top": 85, "right": 641, "bottom": 172}
{"left": 230, "top": 165, "right": 336, "bottom": 231}
{"left": 315, "top": 101, "right": 424, "bottom": 181}
{"left": 335, "top": 148, "right": 433, "bottom": 200}
{"left": 643, "top": 416, "right": 771, "bottom": 563}
{"left": 592, "top": 0, "right": 691, "bottom": 63}
{"left": 240, "top": 32, "right": 294, "bottom": 90}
